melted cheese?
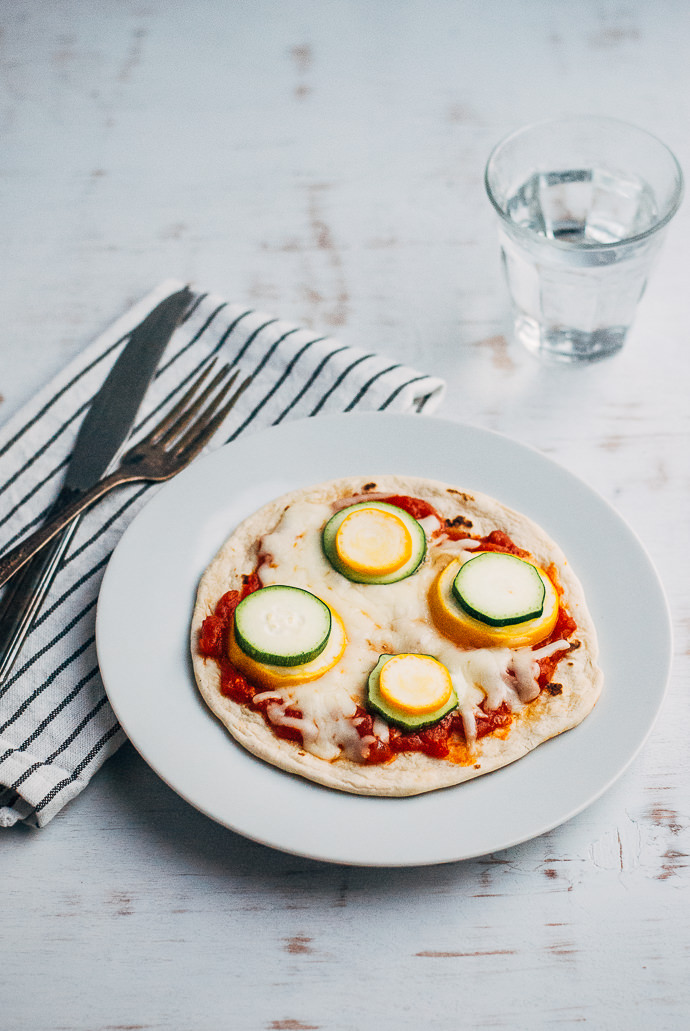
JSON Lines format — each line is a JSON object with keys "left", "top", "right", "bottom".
{"left": 254, "top": 501, "right": 567, "bottom": 762}
{"left": 462, "top": 649, "right": 518, "bottom": 711}
{"left": 430, "top": 534, "right": 481, "bottom": 555}
{"left": 417, "top": 514, "right": 442, "bottom": 537}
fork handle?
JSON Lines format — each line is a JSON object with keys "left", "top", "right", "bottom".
{"left": 0, "top": 520, "right": 81, "bottom": 684}
{"left": 0, "top": 468, "right": 137, "bottom": 589}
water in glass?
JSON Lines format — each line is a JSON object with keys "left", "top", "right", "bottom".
{"left": 500, "top": 168, "right": 663, "bottom": 361}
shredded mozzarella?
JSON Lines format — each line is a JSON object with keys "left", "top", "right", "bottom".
{"left": 463, "top": 650, "right": 510, "bottom": 710}
{"left": 252, "top": 690, "right": 284, "bottom": 704}
{"left": 461, "top": 706, "right": 477, "bottom": 745}
{"left": 532, "top": 639, "right": 570, "bottom": 660}
{"left": 372, "top": 717, "right": 390, "bottom": 743}
{"left": 251, "top": 502, "right": 570, "bottom": 763}
{"left": 266, "top": 703, "right": 320, "bottom": 748}
{"left": 431, "top": 535, "right": 481, "bottom": 551}
{"left": 417, "top": 514, "right": 442, "bottom": 536}
{"left": 509, "top": 649, "right": 541, "bottom": 703}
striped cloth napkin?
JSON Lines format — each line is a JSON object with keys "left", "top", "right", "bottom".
{"left": 0, "top": 280, "right": 445, "bottom": 827}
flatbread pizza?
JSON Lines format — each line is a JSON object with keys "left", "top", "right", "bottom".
{"left": 191, "top": 475, "right": 603, "bottom": 796}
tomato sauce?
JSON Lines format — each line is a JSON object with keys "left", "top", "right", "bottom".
{"left": 199, "top": 578, "right": 310, "bottom": 739}
{"left": 435, "top": 515, "right": 578, "bottom": 689}
{"left": 537, "top": 602, "right": 578, "bottom": 688}
{"left": 443, "top": 525, "right": 532, "bottom": 558}
{"left": 351, "top": 700, "right": 515, "bottom": 764}
{"left": 196, "top": 495, "right": 577, "bottom": 765}
{"left": 198, "top": 572, "right": 262, "bottom": 705}
{"left": 378, "top": 494, "right": 439, "bottom": 521}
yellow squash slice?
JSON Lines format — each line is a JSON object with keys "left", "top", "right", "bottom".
{"left": 429, "top": 557, "right": 559, "bottom": 649}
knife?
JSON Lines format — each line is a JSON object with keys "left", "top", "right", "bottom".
{"left": 0, "top": 286, "right": 195, "bottom": 684}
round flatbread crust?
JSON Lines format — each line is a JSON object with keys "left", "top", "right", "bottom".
{"left": 191, "top": 475, "right": 603, "bottom": 796}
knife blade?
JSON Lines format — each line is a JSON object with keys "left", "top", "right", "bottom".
{"left": 0, "top": 286, "right": 195, "bottom": 684}
{"left": 65, "top": 286, "right": 195, "bottom": 491}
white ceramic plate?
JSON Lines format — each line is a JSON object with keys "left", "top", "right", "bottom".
{"left": 96, "top": 413, "right": 671, "bottom": 866}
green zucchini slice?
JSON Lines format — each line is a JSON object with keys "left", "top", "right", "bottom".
{"left": 233, "top": 585, "right": 332, "bottom": 666}
{"left": 451, "top": 552, "right": 545, "bottom": 627}
{"left": 322, "top": 501, "right": 427, "bottom": 584}
{"left": 366, "top": 655, "right": 458, "bottom": 731}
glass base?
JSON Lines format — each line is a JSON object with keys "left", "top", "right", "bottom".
{"left": 515, "top": 316, "right": 627, "bottom": 363}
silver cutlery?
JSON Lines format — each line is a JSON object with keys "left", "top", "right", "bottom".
{"left": 0, "top": 287, "right": 194, "bottom": 683}
{"left": 0, "top": 361, "right": 249, "bottom": 593}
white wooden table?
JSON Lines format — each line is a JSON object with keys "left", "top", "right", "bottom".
{"left": 1, "top": 2, "right": 688, "bottom": 1028}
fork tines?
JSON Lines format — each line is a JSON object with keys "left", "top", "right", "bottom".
{"left": 144, "top": 361, "right": 251, "bottom": 457}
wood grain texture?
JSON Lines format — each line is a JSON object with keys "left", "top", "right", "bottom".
{"left": 1, "top": 1, "right": 689, "bottom": 1028}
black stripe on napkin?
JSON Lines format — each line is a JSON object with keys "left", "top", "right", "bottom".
{"left": 11, "top": 666, "right": 101, "bottom": 756}
{"left": 1, "top": 650, "right": 96, "bottom": 744}
{"left": 33, "top": 722, "right": 123, "bottom": 814}
{"left": 33, "top": 555, "right": 110, "bottom": 630}
{"left": 233, "top": 318, "right": 280, "bottom": 365}
{"left": 309, "top": 354, "right": 376, "bottom": 415}
{"left": 0, "top": 335, "right": 127, "bottom": 462}
{"left": 155, "top": 301, "right": 228, "bottom": 375}
{"left": 131, "top": 309, "right": 254, "bottom": 434}
{"left": 0, "top": 622, "right": 96, "bottom": 708}
{"left": 379, "top": 374, "right": 431, "bottom": 410}
{"left": 0, "top": 459, "right": 69, "bottom": 531}
{"left": 179, "top": 292, "right": 207, "bottom": 323}
{"left": 271, "top": 345, "right": 349, "bottom": 424}
{"left": 10, "top": 694, "right": 108, "bottom": 791}
{"left": 0, "top": 405, "right": 88, "bottom": 503}
{"left": 63, "top": 485, "right": 150, "bottom": 567}
{"left": 226, "top": 332, "right": 326, "bottom": 442}
{"left": 344, "top": 364, "right": 403, "bottom": 411}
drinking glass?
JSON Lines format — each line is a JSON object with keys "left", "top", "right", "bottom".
{"left": 485, "top": 117, "right": 683, "bottom": 362}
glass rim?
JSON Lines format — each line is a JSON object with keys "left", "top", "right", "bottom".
{"left": 484, "top": 115, "right": 685, "bottom": 251}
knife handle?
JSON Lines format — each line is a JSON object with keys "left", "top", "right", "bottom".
{"left": 0, "top": 520, "right": 80, "bottom": 685}
{"left": 0, "top": 473, "right": 128, "bottom": 589}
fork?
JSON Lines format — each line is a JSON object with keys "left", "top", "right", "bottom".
{"left": 0, "top": 361, "right": 250, "bottom": 590}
